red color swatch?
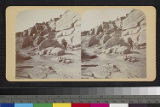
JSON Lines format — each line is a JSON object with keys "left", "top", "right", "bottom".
{"left": 72, "top": 103, "right": 90, "bottom": 107}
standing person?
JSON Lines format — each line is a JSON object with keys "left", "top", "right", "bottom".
{"left": 61, "top": 39, "right": 67, "bottom": 50}
{"left": 128, "top": 37, "right": 134, "bottom": 50}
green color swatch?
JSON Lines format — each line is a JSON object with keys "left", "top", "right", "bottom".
{"left": 34, "top": 103, "right": 52, "bottom": 107}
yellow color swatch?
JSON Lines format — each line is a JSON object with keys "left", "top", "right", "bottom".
{"left": 53, "top": 103, "right": 71, "bottom": 107}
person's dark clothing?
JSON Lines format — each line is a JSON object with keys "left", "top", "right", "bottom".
{"left": 128, "top": 37, "right": 133, "bottom": 50}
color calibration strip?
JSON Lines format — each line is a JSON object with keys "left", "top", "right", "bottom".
{"left": 0, "top": 103, "right": 160, "bottom": 107}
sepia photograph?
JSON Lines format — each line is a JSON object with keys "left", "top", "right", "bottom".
{"left": 81, "top": 9, "right": 147, "bottom": 79}
{"left": 15, "top": 9, "right": 81, "bottom": 79}
{"left": 6, "top": 6, "right": 156, "bottom": 81}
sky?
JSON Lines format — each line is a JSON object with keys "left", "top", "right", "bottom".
{"left": 81, "top": 8, "right": 132, "bottom": 31}
{"left": 16, "top": 8, "right": 132, "bottom": 32}
{"left": 16, "top": 9, "right": 65, "bottom": 32}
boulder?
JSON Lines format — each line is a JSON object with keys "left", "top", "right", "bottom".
{"left": 104, "top": 37, "right": 127, "bottom": 49}
{"left": 38, "top": 39, "right": 62, "bottom": 50}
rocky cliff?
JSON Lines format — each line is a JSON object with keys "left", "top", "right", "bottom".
{"left": 16, "top": 10, "right": 81, "bottom": 51}
{"left": 82, "top": 9, "right": 146, "bottom": 55}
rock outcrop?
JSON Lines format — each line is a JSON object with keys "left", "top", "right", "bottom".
{"left": 16, "top": 10, "right": 81, "bottom": 53}
{"left": 82, "top": 9, "right": 146, "bottom": 57}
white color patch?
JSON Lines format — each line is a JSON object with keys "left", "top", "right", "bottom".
{"left": 110, "top": 103, "right": 128, "bottom": 107}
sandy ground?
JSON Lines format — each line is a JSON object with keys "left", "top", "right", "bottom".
{"left": 16, "top": 48, "right": 81, "bottom": 79}
{"left": 81, "top": 49, "right": 146, "bottom": 79}
{"left": 16, "top": 47, "right": 146, "bottom": 79}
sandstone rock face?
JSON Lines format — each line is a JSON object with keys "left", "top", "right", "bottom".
{"left": 56, "top": 10, "right": 79, "bottom": 31}
{"left": 16, "top": 10, "right": 81, "bottom": 51}
{"left": 82, "top": 9, "right": 146, "bottom": 55}
{"left": 121, "top": 9, "right": 146, "bottom": 45}
{"left": 122, "top": 9, "right": 145, "bottom": 29}
{"left": 55, "top": 10, "right": 81, "bottom": 46}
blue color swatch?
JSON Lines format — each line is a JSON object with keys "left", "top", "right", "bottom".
{"left": 14, "top": 103, "right": 33, "bottom": 107}
{"left": 1, "top": 104, "right": 14, "bottom": 107}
